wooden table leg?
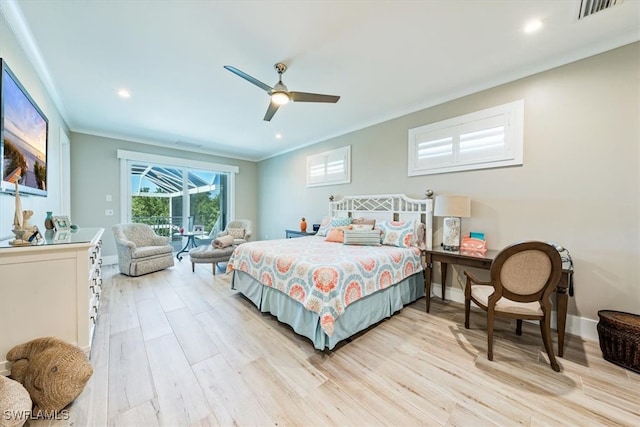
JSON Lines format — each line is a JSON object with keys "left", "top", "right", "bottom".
{"left": 440, "top": 262, "right": 448, "bottom": 301}
{"left": 556, "top": 287, "right": 568, "bottom": 357}
{"left": 425, "top": 254, "right": 433, "bottom": 313}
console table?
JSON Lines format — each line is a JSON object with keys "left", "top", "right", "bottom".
{"left": 285, "top": 229, "right": 317, "bottom": 238}
{"left": 424, "top": 246, "right": 574, "bottom": 357}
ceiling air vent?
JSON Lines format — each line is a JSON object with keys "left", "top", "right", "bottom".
{"left": 578, "top": 0, "right": 624, "bottom": 20}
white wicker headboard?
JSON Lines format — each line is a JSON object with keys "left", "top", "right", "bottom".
{"left": 329, "top": 192, "right": 434, "bottom": 250}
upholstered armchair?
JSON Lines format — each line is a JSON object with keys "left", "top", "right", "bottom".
{"left": 216, "top": 219, "right": 253, "bottom": 245}
{"left": 112, "top": 223, "right": 175, "bottom": 276}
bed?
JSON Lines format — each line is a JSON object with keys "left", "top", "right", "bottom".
{"left": 228, "top": 193, "right": 434, "bottom": 350}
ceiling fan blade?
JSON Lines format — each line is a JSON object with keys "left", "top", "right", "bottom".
{"left": 263, "top": 100, "right": 280, "bottom": 121}
{"left": 223, "top": 65, "right": 273, "bottom": 93}
{"left": 290, "top": 92, "right": 340, "bottom": 103}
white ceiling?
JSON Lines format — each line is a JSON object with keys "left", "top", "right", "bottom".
{"left": 3, "top": 0, "right": 639, "bottom": 161}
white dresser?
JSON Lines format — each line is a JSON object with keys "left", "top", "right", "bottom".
{"left": 0, "top": 227, "right": 104, "bottom": 376}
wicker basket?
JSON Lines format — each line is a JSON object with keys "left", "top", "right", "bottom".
{"left": 597, "top": 310, "right": 640, "bottom": 374}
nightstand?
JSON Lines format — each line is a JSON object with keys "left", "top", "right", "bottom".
{"left": 285, "top": 229, "right": 317, "bottom": 238}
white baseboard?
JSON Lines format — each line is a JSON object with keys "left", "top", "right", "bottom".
{"left": 430, "top": 285, "right": 599, "bottom": 343}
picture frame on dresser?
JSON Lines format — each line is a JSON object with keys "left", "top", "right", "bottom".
{"left": 52, "top": 215, "right": 71, "bottom": 231}
{"left": 53, "top": 230, "right": 71, "bottom": 242}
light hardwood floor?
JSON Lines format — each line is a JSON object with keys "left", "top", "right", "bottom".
{"left": 27, "top": 260, "right": 639, "bottom": 426}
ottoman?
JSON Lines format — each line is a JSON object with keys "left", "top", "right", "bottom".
{"left": 189, "top": 245, "right": 236, "bottom": 275}
{"left": 597, "top": 310, "right": 640, "bottom": 373}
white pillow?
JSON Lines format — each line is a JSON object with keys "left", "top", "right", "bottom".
{"left": 316, "top": 216, "right": 331, "bottom": 236}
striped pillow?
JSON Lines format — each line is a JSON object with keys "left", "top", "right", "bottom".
{"left": 343, "top": 229, "right": 381, "bottom": 246}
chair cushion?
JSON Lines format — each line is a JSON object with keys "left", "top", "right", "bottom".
{"left": 132, "top": 245, "right": 173, "bottom": 259}
{"left": 189, "top": 245, "right": 236, "bottom": 263}
{"left": 227, "top": 227, "right": 245, "bottom": 239}
{"left": 471, "top": 285, "right": 543, "bottom": 316}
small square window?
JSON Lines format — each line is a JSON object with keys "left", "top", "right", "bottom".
{"left": 307, "top": 146, "right": 351, "bottom": 187}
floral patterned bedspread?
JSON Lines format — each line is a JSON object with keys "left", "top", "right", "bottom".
{"left": 227, "top": 236, "right": 423, "bottom": 336}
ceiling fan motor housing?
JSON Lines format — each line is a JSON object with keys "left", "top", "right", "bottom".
{"left": 274, "top": 63, "right": 287, "bottom": 74}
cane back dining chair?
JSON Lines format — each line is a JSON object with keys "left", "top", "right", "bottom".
{"left": 464, "top": 241, "right": 563, "bottom": 371}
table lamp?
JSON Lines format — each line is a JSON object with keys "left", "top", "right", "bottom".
{"left": 434, "top": 195, "right": 471, "bottom": 251}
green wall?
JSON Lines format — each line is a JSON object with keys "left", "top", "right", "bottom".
{"left": 70, "top": 133, "right": 258, "bottom": 258}
{"left": 257, "top": 42, "right": 640, "bottom": 322}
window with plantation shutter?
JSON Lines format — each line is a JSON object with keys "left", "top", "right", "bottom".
{"left": 307, "top": 145, "right": 351, "bottom": 187}
{"left": 408, "top": 100, "right": 524, "bottom": 176}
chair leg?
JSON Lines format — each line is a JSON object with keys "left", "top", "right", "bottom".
{"left": 464, "top": 278, "right": 471, "bottom": 329}
{"left": 212, "top": 262, "right": 217, "bottom": 275}
{"left": 516, "top": 319, "right": 523, "bottom": 336}
{"left": 540, "top": 316, "right": 560, "bottom": 372}
{"left": 487, "top": 309, "right": 495, "bottom": 361}
{"left": 464, "top": 298, "right": 471, "bottom": 329}
{"left": 191, "top": 262, "right": 195, "bottom": 272}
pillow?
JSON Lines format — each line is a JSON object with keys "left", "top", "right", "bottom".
{"left": 317, "top": 216, "right": 352, "bottom": 236}
{"left": 380, "top": 221, "right": 414, "bottom": 248}
{"left": 330, "top": 217, "right": 352, "bottom": 227}
{"left": 324, "top": 225, "right": 352, "bottom": 243}
{"left": 376, "top": 221, "right": 388, "bottom": 239}
{"left": 352, "top": 224, "right": 374, "bottom": 231}
{"left": 413, "top": 221, "right": 426, "bottom": 248}
{"left": 227, "top": 227, "right": 245, "bottom": 239}
{"left": 343, "top": 229, "right": 381, "bottom": 246}
{"left": 315, "top": 216, "right": 331, "bottom": 236}
{"left": 351, "top": 217, "right": 376, "bottom": 230}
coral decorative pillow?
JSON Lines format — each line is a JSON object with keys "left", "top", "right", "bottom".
{"left": 380, "top": 221, "right": 414, "bottom": 248}
{"left": 325, "top": 226, "right": 352, "bottom": 243}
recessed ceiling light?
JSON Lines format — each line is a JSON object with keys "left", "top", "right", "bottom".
{"left": 275, "top": 133, "right": 282, "bottom": 139}
{"left": 117, "top": 89, "right": 131, "bottom": 98}
{"left": 523, "top": 19, "right": 543, "bottom": 34}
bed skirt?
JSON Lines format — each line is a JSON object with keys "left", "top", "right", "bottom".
{"left": 231, "top": 270, "right": 425, "bottom": 350}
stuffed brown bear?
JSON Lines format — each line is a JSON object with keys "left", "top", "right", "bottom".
{"left": 7, "top": 337, "right": 93, "bottom": 418}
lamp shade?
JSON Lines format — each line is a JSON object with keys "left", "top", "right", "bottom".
{"left": 434, "top": 195, "right": 471, "bottom": 218}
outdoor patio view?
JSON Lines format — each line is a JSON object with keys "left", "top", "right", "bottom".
{"left": 129, "top": 163, "right": 228, "bottom": 251}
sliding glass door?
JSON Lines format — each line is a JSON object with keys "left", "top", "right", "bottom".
{"left": 117, "top": 150, "right": 238, "bottom": 251}
{"left": 128, "top": 162, "right": 230, "bottom": 242}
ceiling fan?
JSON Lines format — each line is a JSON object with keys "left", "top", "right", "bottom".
{"left": 223, "top": 63, "right": 340, "bottom": 121}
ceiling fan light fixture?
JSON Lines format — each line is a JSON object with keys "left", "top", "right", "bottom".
{"left": 271, "top": 91, "right": 290, "bottom": 105}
